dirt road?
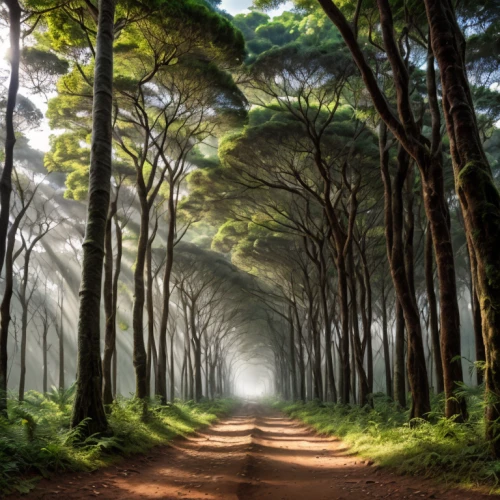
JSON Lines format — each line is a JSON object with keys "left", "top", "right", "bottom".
{"left": 18, "top": 404, "right": 493, "bottom": 499}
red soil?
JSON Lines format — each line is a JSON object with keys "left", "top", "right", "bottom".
{"left": 12, "top": 403, "right": 495, "bottom": 499}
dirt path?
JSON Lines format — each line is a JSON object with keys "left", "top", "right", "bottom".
{"left": 16, "top": 403, "right": 494, "bottom": 499}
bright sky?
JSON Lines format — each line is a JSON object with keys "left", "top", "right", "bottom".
{"left": 221, "top": 0, "right": 253, "bottom": 13}
{"left": 221, "top": 0, "right": 291, "bottom": 16}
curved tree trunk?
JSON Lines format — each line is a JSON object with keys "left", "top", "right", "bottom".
{"left": 71, "top": 0, "right": 115, "bottom": 435}
{"left": 318, "top": 0, "right": 467, "bottom": 422}
{"left": 424, "top": 45, "right": 466, "bottom": 420}
{"left": 145, "top": 220, "right": 158, "bottom": 399}
{"left": 424, "top": 0, "right": 500, "bottom": 448}
{"left": 380, "top": 128, "right": 429, "bottom": 417}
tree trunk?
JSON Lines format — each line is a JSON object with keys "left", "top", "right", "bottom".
{"left": 145, "top": 222, "right": 158, "bottom": 399}
{"left": 18, "top": 244, "right": 35, "bottom": 403}
{"left": 472, "top": 276, "right": 485, "bottom": 386}
{"left": 0, "top": 0, "right": 20, "bottom": 414}
{"left": 18, "top": 298, "right": 28, "bottom": 401}
{"left": 357, "top": 254, "right": 374, "bottom": 397}
{"left": 132, "top": 196, "right": 149, "bottom": 400}
{"left": 42, "top": 323, "right": 48, "bottom": 395}
{"left": 102, "top": 195, "right": 118, "bottom": 406}
{"left": 190, "top": 305, "right": 203, "bottom": 402}
{"left": 348, "top": 250, "right": 370, "bottom": 407}
{"left": 317, "top": 0, "right": 469, "bottom": 422}
{"left": 312, "top": 318, "right": 322, "bottom": 400}
{"left": 426, "top": 0, "right": 500, "bottom": 438}
{"left": 0, "top": 195, "right": 33, "bottom": 412}
{"left": 319, "top": 269, "right": 336, "bottom": 402}
{"left": 111, "top": 214, "right": 122, "bottom": 399}
{"left": 0, "top": 0, "right": 20, "bottom": 277}
{"left": 157, "top": 189, "right": 176, "bottom": 403}
{"left": 58, "top": 284, "right": 65, "bottom": 392}
{"left": 381, "top": 131, "right": 429, "bottom": 417}
{"left": 112, "top": 347, "right": 117, "bottom": 398}
{"left": 425, "top": 222, "right": 444, "bottom": 394}
{"left": 381, "top": 283, "right": 392, "bottom": 399}
{"left": 394, "top": 300, "right": 406, "bottom": 408}
{"left": 204, "top": 333, "right": 209, "bottom": 399}
{"left": 180, "top": 351, "right": 186, "bottom": 400}
{"left": 350, "top": 329, "right": 356, "bottom": 405}
{"left": 169, "top": 333, "right": 175, "bottom": 401}
{"left": 71, "top": 0, "right": 115, "bottom": 435}
{"left": 298, "top": 335, "right": 306, "bottom": 402}
{"left": 288, "top": 307, "right": 297, "bottom": 400}
{"left": 292, "top": 301, "right": 306, "bottom": 402}
{"left": 421, "top": 40, "right": 467, "bottom": 421}
{"left": 0, "top": 227, "right": 16, "bottom": 413}
{"left": 337, "top": 259, "right": 351, "bottom": 404}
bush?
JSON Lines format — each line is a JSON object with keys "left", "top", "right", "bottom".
{"left": 272, "top": 390, "right": 499, "bottom": 492}
{"left": 0, "top": 389, "right": 237, "bottom": 495}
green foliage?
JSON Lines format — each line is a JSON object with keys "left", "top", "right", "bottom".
{"left": 0, "top": 392, "right": 237, "bottom": 494}
{"left": 273, "top": 392, "right": 500, "bottom": 491}
{"left": 118, "top": 319, "right": 129, "bottom": 331}
{"left": 212, "top": 220, "right": 249, "bottom": 254}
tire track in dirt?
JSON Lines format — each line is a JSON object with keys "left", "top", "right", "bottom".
{"left": 13, "top": 403, "right": 494, "bottom": 499}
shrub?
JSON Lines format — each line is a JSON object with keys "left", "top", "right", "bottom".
{"left": 0, "top": 390, "right": 237, "bottom": 495}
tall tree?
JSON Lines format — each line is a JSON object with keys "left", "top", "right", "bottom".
{"left": 306, "top": 0, "right": 464, "bottom": 421}
{"left": 0, "top": 0, "right": 21, "bottom": 276}
{"left": 71, "top": 0, "right": 115, "bottom": 434}
{"left": 423, "top": 0, "right": 500, "bottom": 453}
{"left": 0, "top": 171, "right": 41, "bottom": 414}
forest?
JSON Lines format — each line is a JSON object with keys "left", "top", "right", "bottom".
{"left": 0, "top": 0, "right": 500, "bottom": 497}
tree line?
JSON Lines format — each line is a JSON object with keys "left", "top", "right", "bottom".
{"left": 1, "top": 0, "right": 500, "bottom": 459}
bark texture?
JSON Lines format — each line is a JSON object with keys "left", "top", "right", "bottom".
{"left": 0, "top": 0, "right": 20, "bottom": 277}
{"left": 157, "top": 189, "right": 176, "bottom": 403}
{"left": 0, "top": 0, "right": 21, "bottom": 414}
{"left": 318, "top": 0, "right": 467, "bottom": 420}
{"left": 424, "top": 0, "right": 500, "bottom": 449}
{"left": 425, "top": 223, "right": 444, "bottom": 394}
{"left": 71, "top": 0, "right": 115, "bottom": 435}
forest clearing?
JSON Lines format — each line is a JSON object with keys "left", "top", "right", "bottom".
{"left": 1, "top": 0, "right": 500, "bottom": 497}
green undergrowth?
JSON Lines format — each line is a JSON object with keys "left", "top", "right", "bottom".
{"left": 272, "top": 391, "right": 500, "bottom": 493}
{"left": 0, "top": 387, "right": 237, "bottom": 495}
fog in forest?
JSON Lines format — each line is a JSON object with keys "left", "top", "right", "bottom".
{"left": 1, "top": 0, "right": 500, "bottom": 496}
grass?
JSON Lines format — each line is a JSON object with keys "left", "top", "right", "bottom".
{"left": 0, "top": 386, "right": 237, "bottom": 495}
{"left": 272, "top": 388, "right": 500, "bottom": 493}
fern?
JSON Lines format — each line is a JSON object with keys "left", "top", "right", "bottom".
{"left": 273, "top": 390, "right": 500, "bottom": 492}
{"left": 0, "top": 392, "right": 237, "bottom": 494}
